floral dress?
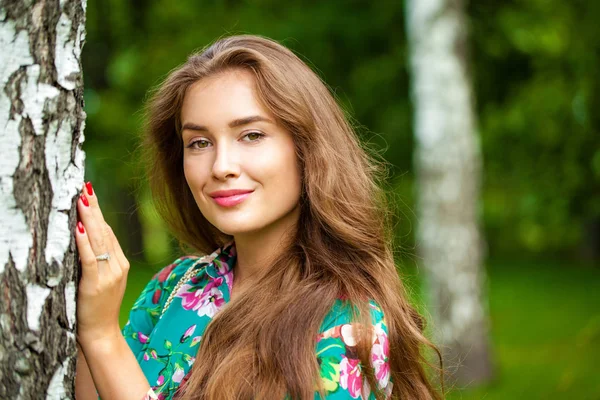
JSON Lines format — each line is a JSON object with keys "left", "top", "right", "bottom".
{"left": 121, "top": 241, "right": 392, "bottom": 399}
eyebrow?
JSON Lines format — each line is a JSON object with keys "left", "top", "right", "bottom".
{"left": 181, "top": 115, "right": 274, "bottom": 132}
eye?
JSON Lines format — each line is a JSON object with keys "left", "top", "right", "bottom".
{"left": 242, "top": 131, "right": 265, "bottom": 142}
{"left": 187, "top": 139, "right": 211, "bottom": 149}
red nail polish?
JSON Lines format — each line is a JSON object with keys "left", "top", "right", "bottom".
{"left": 85, "top": 181, "right": 93, "bottom": 196}
{"left": 80, "top": 194, "right": 89, "bottom": 207}
{"left": 77, "top": 221, "right": 85, "bottom": 234}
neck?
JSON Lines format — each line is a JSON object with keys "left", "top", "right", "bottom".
{"left": 232, "top": 204, "right": 300, "bottom": 285}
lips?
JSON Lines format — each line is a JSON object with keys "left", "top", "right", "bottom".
{"left": 209, "top": 189, "right": 253, "bottom": 198}
{"left": 209, "top": 189, "right": 254, "bottom": 207}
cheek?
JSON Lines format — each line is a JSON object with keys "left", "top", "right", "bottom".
{"left": 254, "top": 150, "right": 301, "bottom": 197}
{"left": 183, "top": 158, "right": 210, "bottom": 191}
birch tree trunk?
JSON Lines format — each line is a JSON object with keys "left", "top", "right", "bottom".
{"left": 0, "top": 0, "right": 86, "bottom": 398}
{"left": 405, "top": 0, "right": 493, "bottom": 386}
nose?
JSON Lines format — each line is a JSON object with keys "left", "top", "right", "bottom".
{"left": 212, "top": 141, "right": 240, "bottom": 181}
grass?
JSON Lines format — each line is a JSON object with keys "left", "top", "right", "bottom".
{"left": 120, "top": 258, "right": 600, "bottom": 399}
{"left": 446, "top": 259, "right": 600, "bottom": 400}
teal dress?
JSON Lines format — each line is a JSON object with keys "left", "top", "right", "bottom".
{"left": 122, "top": 241, "right": 392, "bottom": 399}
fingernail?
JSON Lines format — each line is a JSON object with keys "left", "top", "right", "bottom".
{"left": 80, "top": 194, "right": 89, "bottom": 207}
{"left": 77, "top": 221, "right": 85, "bottom": 234}
{"left": 85, "top": 181, "right": 94, "bottom": 196}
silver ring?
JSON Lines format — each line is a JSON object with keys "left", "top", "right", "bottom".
{"left": 95, "top": 252, "right": 111, "bottom": 261}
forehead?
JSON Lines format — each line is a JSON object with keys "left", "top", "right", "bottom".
{"left": 181, "top": 69, "right": 268, "bottom": 125}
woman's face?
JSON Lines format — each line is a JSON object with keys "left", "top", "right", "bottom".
{"left": 180, "top": 69, "right": 302, "bottom": 237}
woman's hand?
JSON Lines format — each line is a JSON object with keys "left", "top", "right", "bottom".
{"left": 75, "top": 182, "right": 130, "bottom": 347}
{"left": 74, "top": 182, "right": 152, "bottom": 400}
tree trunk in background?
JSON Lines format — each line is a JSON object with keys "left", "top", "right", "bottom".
{"left": 0, "top": 0, "right": 86, "bottom": 398}
{"left": 405, "top": 0, "right": 493, "bottom": 386}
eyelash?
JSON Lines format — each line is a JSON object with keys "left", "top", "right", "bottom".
{"left": 186, "top": 131, "right": 265, "bottom": 149}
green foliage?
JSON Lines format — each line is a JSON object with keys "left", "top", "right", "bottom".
{"left": 82, "top": 1, "right": 598, "bottom": 259}
{"left": 469, "top": 1, "right": 600, "bottom": 258}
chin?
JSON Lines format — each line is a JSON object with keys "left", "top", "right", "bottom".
{"left": 210, "top": 219, "right": 265, "bottom": 236}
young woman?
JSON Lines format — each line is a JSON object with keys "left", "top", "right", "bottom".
{"left": 74, "top": 35, "right": 443, "bottom": 400}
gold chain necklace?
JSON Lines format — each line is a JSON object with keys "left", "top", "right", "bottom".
{"left": 159, "top": 255, "right": 213, "bottom": 319}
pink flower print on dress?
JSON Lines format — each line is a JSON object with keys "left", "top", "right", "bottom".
{"left": 204, "top": 276, "right": 223, "bottom": 292}
{"left": 213, "top": 258, "right": 230, "bottom": 275}
{"left": 152, "top": 289, "right": 162, "bottom": 304}
{"left": 224, "top": 271, "right": 233, "bottom": 293}
{"left": 176, "top": 282, "right": 226, "bottom": 318}
{"left": 177, "top": 371, "right": 192, "bottom": 396}
{"left": 227, "top": 242, "right": 236, "bottom": 257}
{"left": 371, "top": 322, "right": 391, "bottom": 388}
{"left": 176, "top": 284, "right": 204, "bottom": 311}
{"left": 339, "top": 355, "right": 362, "bottom": 398}
{"left": 138, "top": 331, "right": 149, "bottom": 344}
{"left": 155, "top": 263, "right": 177, "bottom": 283}
{"left": 196, "top": 286, "right": 226, "bottom": 317}
{"left": 172, "top": 366, "right": 185, "bottom": 383}
{"left": 180, "top": 324, "right": 196, "bottom": 343}
{"left": 176, "top": 277, "right": 221, "bottom": 309}
{"left": 190, "top": 336, "right": 202, "bottom": 347}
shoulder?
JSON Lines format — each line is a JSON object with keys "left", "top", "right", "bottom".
{"left": 130, "top": 256, "right": 201, "bottom": 312}
{"left": 316, "top": 299, "right": 392, "bottom": 399}
{"left": 152, "top": 256, "right": 201, "bottom": 289}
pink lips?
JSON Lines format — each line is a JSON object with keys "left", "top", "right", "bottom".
{"left": 209, "top": 190, "right": 253, "bottom": 207}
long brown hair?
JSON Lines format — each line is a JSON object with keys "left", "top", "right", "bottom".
{"left": 140, "top": 35, "right": 443, "bottom": 399}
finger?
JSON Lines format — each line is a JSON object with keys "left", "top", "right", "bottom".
{"left": 101, "top": 223, "right": 123, "bottom": 279}
{"left": 80, "top": 184, "right": 118, "bottom": 276}
{"left": 77, "top": 193, "right": 110, "bottom": 275}
{"left": 106, "top": 225, "right": 129, "bottom": 273}
{"left": 106, "top": 226, "right": 130, "bottom": 294}
{"left": 79, "top": 183, "right": 111, "bottom": 255}
{"left": 75, "top": 221, "right": 99, "bottom": 285}
{"left": 81, "top": 182, "right": 108, "bottom": 234}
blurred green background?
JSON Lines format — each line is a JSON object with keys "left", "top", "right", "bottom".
{"left": 81, "top": 1, "right": 600, "bottom": 399}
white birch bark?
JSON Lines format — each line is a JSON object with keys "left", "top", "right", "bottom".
{"left": 405, "top": 0, "right": 493, "bottom": 385}
{"left": 0, "top": 0, "right": 86, "bottom": 398}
